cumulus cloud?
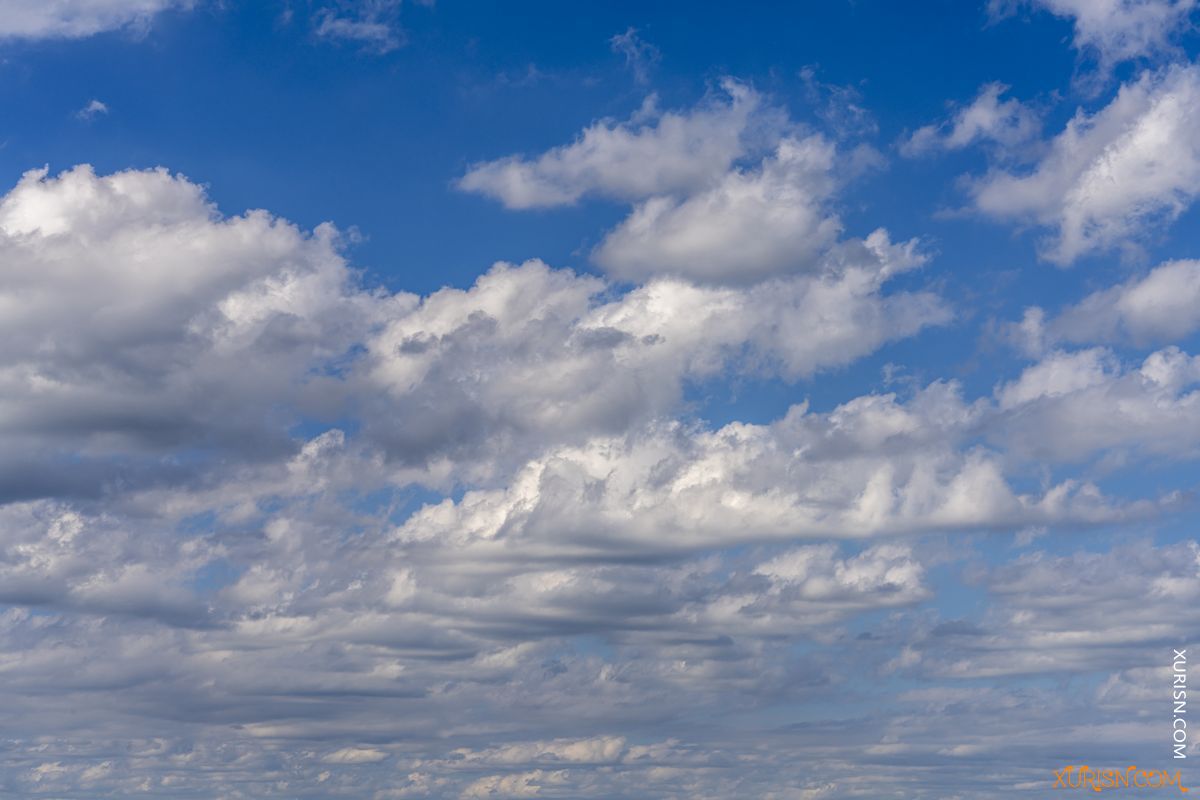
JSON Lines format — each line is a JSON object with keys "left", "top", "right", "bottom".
{"left": 461, "top": 78, "right": 898, "bottom": 284}
{"left": 458, "top": 79, "right": 768, "bottom": 209}
{"left": 592, "top": 135, "right": 843, "bottom": 283}
{"left": 0, "top": 165, "right": 950, "bottom": 504}
{"left": 361, "top": 233, "right": 948, "bottom": 481}
{"left": 969, "top": 64, "right": 1200, "bottom": 264}
{"left": 0, "top": 0, "right": 191, "bottom": 40}
{"left": 0, "top": 164, "right": 387, "bottom": 501}
{"left": 901, "top": 83, "right": 1040, "bottom": 157}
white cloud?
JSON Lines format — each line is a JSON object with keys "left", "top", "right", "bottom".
{"left": 970, "top": 64, "right": 1200, "bottom": 264}
{"left": 0, "top": 164, "right": 392, "bottom": 501}
{"left": 458, "top": 79, "right": 768, "bottom": 209}
{"left": 0, "top": 165, "right": 948, "bottom": 503}
{"left": 461, "top": 79, "right": 889, "bottom": 284}
{"left": 75, "top": 99, "right": 110, "bottom": 121}
{"left": 592, "top": 135, "right": 842, "bottom": 284}
{"left": 901, "top": 83, "right": 1040, "bottom": 157}
{"left": 0, "top": 0, "right": 191, "bottom": 40}
{"left": 362, "top": 234, "right": 948, "bottom": 482}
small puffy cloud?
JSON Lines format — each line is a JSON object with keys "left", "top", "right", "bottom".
{"left": 901, "top": 83, "right": 1040, "bottom": 157}
{"left": 458, "top": 79, "right": 767, "bottom": 209}
{"left": 592, "top": 135, "right": 843, "bottom": 284}
{"left": 969, "top": 64, "right": 1200, "bottom": 264}
{"left": 0, "top": 0, "right": 191, "bottom": 40}
{"left": 75, "top": 99, "right": 110, "bottom": 121}
{"left": 994, "top": 0, "right": 1197, "bottom": 71}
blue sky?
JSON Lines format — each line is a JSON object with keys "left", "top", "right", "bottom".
{"left": 1, "top": 1, "right": 1200, "bottom": 798}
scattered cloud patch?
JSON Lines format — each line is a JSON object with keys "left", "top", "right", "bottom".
{"left": 901, "top": 83, "right": 1040, "bottom": 157}
{"left": 75, "top": 99, "right": 109, "bottom": 121}
{"left": 968, "top": 64, "right": 1200, "bottom": 264}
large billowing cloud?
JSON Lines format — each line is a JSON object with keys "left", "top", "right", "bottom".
{"left": 0, "top": 165, "right": 950, "bottom": 501}
{"left": 0, "top": 165, "right": 390, "bottom": 502}
{"left": 969, "top": 64, "right": 1200, "bottom": 264}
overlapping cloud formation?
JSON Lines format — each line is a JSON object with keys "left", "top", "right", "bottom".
{"left": 3, "top": 11, "right": 1200, "bottom": 800}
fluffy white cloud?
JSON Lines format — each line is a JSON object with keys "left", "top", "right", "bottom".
{"left": 0, "top": 165, "right": 950, "bottom": 504}
{"left": 0, "top": 0, "right": 191, "bottom": 40}
{"left": 458, "top": 79, "right": 768, "bottom": 209}
{"left": 393, "top": 387, "right": 1129, "bottom": 560}
{"left": 0, "top": 164, "right": 389, "bottom": 501}
{"left": 460, "top": 78, "right": 892, "bottom": 284}
{"left": 969, "top": 65, "right": 1200, "bottom": 264}
{"left": 901, "top": 83, "right": 1040, "bottom": 157}
{"left": 592, "top": 135, "right": 842, "bottom": 283}
{"left": 362, "top": 234, "right": 948, "bottom": 482}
